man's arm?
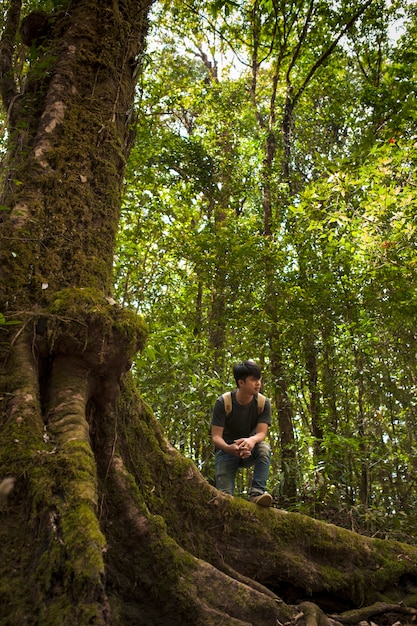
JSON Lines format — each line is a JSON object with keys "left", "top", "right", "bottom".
{"left": 255, "top": 422, "right": 269, "bottom": 441}
{"left": 211, "top": 425, "right": 242, "bottom": 458}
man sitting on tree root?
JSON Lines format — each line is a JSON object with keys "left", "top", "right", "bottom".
{"left": 211, "top": 360, "right": 272, "bottom": 507}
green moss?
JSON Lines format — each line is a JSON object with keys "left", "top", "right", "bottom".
{"left": 318, "top": 564, "right": 351, "bottom": 591}
{"left": 37, "top": 590, "right": 104, "bottom": 626}
{"left": 48, "top": 287, "right": 147, "bottom": 356}
{"left": 30, "top": 461, "right": 56, "bottom": 515}
{"left": 61, "top": 503, "right": 106, "bottom": 581}
{"left": 32, "top": 459, "right": 106, "bottom": 622}
{"left": 404, "top": 593, "right": 417, "bottom": 607}
{"left": 115, "top": 308, "right": 148, "bottom": 353}
{"left": 49, "top": 287, "right": 113, "bottom": 317}
{"left": 55, "top": 441, "right": 98, "bottom": 503}
{"left": 0, "top": 505, "right": 41, "bottom": 626}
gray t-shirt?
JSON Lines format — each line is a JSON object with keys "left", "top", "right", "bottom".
{"left": 211, "top": 391, "right": 271, "bottom": 446}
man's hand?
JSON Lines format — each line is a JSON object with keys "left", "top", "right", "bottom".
{"left": 235, "top": 437, "right": 253, "bottom": 458}
{"left": 226, "top": 442, "right": 247, "bottom": 458}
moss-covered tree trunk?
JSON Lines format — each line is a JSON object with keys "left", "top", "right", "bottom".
{"left": 1, "top": 2, "right": 417, "bottom": 625}
{"left": 0, "top": 1, "right": 149, "bottom": 623}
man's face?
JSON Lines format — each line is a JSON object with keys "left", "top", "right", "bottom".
{"left": 240, "top": 375, "right": 261, "bottom": 395}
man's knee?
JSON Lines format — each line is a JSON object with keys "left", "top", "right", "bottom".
{"left": 256, "top": 441, "right": 271, "bottom": 459}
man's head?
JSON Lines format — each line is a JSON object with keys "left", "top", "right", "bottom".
{"left": 233, "top": 360, "right": 262, "bottom": 388}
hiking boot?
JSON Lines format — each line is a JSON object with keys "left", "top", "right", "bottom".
{"left": 250, "top": 493, "right": 272, "bottom": 507}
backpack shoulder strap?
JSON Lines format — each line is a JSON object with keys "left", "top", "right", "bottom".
{"left": 257, "top": 393, "right": 266, "bottom": 414}
{"left": 223, "top": 391, "right": 265, "bottom": 415}
{"left": 222, "top": 391, "right": 232, "bottom": 416}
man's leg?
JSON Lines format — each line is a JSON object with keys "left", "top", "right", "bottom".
{"left": 214, "top": 449, "right": 240, "bottom": 495}
{"left": 249, "top": 441, "right": 271, "bottom": 504}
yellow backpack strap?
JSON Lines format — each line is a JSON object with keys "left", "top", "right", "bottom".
{"left": 222, "top": 391, "right": 232, "bottom": 416}
{"left": 257, "top": 393, "right": 266, "bottom": 414}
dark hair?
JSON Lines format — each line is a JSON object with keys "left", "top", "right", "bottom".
{"left": 233, "top": 360, "right": 262, "bottom": 386}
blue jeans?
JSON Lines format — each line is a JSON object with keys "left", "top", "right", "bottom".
{"left": 215, "top": 442, "right": 271, "bottom": 497}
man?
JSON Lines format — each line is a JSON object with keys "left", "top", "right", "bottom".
{"left": 211, "top": 360, "right": 272, "bottom": 507}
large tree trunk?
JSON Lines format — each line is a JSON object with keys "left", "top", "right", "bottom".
{"left": 1, "top": 2, "right": 417, "bottom": 625}
{"left": 0, "top": 1, "right": 149, "bottom": 623}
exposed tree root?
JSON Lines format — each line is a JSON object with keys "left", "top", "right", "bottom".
{"left": 298, "top": 601, "right": 335, "bottom": 626}
{"left": 217, "top": 561, "right": 283, "bottom": 600}
{"left": 331, "top": 602, "right": 417, "bottom": 624}
{"left": 104, "top": 453, "right": 295, "bottom": 626}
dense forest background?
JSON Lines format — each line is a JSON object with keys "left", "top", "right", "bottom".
{"left": 0, "top": 0, "right": 416, "bottom": 538}
{"left": 112, "top": 0, "right": 417, "bottom": 539}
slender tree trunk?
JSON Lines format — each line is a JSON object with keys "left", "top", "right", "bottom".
{"left": 259, "top": 95, "right": 299, "bottom": 503}
{"left": 270, "top": 340, "right": 298, "bottom": 503}
{"left": 305, "top": 336, "right": 323, "bottom": 454}
{"left": 354, "top": 348, "right": 370, "bottom": 506}
{"left": 207, "top": 120, "right": 242, "bottom": 375}
{"left": 322, "top": 323, "right": 339, "bottom": 431}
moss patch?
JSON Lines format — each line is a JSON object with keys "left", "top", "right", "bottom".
{"left": 47, "top": 287, "right": 147, "bottom": 357}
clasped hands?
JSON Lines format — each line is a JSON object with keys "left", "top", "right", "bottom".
{"left": 230, "top": 437, "right": 254, "bottom": 459}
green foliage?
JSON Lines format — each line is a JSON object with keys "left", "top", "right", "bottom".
{"left": 114, "top": 0, "right": 417, "bottom": 538}
{"left": 0, "top": 313, "right": 21, "bottom": 325}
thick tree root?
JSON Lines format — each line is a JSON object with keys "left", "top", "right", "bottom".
{"left": 218, "top": 561, "right": 284, "bottom": 601}
{"left": 104, "top": 454, "right": 296, "bottom": 626}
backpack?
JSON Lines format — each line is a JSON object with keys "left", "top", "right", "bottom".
{"left": 222, "top": 391, "right": 266, "bottom": 416}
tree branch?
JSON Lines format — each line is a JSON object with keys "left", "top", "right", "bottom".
{"left": 292, "top": 0, "right": 376, "bottom": 108}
